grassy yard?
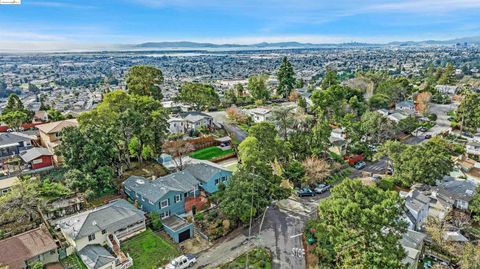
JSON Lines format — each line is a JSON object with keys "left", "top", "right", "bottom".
{"left": 218, "top": 248, "right": 272, "bottom": 269}
{"left": 190, "top": 146, "right": 235, "bottom": 160}
{"left": 61, "top": 254, "right": 88, "bottom": 269}
{"left": 121, "top": 229, "right": 180, "bottom": 269}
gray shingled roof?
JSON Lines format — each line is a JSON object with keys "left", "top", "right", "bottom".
{"left": 78, "top": 244, "right": 116, "bottom": 269}
{"left": 405, "top": 190, "right": 430, "bottom": 213}
{"left": 19, "top": 147, "right": 52, "bottom": 163}
{"left": 0, "top": 133, "right": 31, "bottom": 147}
{"left": 436, "top": 180, "right": 477, "bottom": 202}
{"left": 54, "top": 199, "right": 144, "bottom": 240}
{"left": 124, "top": 172, "right": 200, "bottom": 202}
{"left": 183, "top": 162, "right": 228, "bottom": 183}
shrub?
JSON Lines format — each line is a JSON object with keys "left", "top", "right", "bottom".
{"left": 428, "top": 113, "right": 438, "bottom": 121}
{"left": 149, "top": 212, "right": 163, "bottom": 231}
{"left": 377, "top": 177, "right": 396, "bottom": 190}
{"left": 195, "top": 212, "right": 205, "bottom": 221}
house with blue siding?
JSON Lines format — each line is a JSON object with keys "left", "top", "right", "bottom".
{"left": 184, "top": 161, "right": 232, "bottom": 194}
{"left": 122, "top": 160, "right": 232, "bottom": 243}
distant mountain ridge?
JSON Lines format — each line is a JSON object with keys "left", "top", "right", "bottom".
{"left": 132, "top": 36, "right": 480, "bottom": 49}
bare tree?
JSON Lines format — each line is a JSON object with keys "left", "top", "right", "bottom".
{"left": 162, "top": 140, "right": 194, "bottom": 171}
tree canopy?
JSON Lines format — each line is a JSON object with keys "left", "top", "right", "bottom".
{"left": 310, "top": 180, "right": 406, "bottom": 268}
{"left": 176, "top": 82, "right": 220, "bottom": 111}
{"left": 126, "top": 65, "right": 164, "bottom": 100}
{"left": 247, "top": 74, "right": 270, "bottom": 101}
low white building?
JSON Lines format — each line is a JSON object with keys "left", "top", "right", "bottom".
{"left": 246, "top": 107, "right": 273, "bottom": 123}
{"left": 168, "top": 112, "right": 213, "bottom": 134}
{"left": 435, "top": 85, "right": 458, "bottom": 95}
{"left": 400, "top": 190, "right": 430, "bottom": 231}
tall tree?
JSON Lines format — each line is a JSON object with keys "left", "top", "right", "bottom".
{"left": 271, "top": 106, "right": 295, "bottom": 140}
{"left": 320, "top": 68, "right": 338, "bottom": 90}
{"left": 311, "top": 180, "right": 406, "bottom": 268}
{"left": 176, "top": 82, "right": 220, "bottom": 111}
{"left": 377, "top": 138, "right": 453, "bottom": 186}
{"left": 457, "top": 91, "right": 480, "bottom": 132}
{"left": 247, "top": 74, "right": 270, "bottom": 101}
{"left": 276, "top": 57, "right": 295, "bottom": 98}
{"left": 360, "top": 111, "right": 396, "bottom": 145}
{"left": 126, "top": 65, "right": 164, "bottom": 100}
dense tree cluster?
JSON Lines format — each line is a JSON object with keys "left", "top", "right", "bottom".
{"left": 176, "top": 82, "right": 220, "bottom": 111}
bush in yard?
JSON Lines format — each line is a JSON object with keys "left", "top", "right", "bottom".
{"left": 428, "top": 113, "right": 437, "bottom": 121}
{"left": 195, "top": 212, "right": 205, "bottom": 221}
{"left": 149, "top": 212, "right": 163, "bottom": 231}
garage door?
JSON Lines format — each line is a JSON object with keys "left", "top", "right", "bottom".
{"left": 178, "top": 229, "right": 191, "bottom": 243}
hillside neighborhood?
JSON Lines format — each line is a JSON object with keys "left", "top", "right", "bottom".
{"left": 0, "top": 53, "right": 480, "bottom": 269}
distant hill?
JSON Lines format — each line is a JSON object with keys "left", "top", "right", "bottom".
{"left": 387, "top": 36, "right": 480, "bottom": 46}
{"left": 132, "top": 41, "right": 377, "bottom": 49}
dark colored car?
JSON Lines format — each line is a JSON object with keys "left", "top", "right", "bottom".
{"left": 425, "top": 134, "right": 432, "bottom": 139}
{"left": 297, "top": 187, "right": 316, "bottom": 197}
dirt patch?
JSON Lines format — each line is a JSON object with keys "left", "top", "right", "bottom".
{"left": 178, "top": 234, "right": 211, "bottom": 254}
{"left": 119, "top": 161, "right": 168, "bottom": 182}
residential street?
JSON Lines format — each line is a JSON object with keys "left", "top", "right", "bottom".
{"left": 194, "top": 193, "right": 329, "bottom": 268}
{"left": 207, "top": 111, "right": 248, "bottom": 142}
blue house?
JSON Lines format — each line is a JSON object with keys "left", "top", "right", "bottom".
{"left": 184, "top": 162, "right": 232, "bottom": 194}
{"left": 122, "top": 160, "right": 232, "bottom": 243}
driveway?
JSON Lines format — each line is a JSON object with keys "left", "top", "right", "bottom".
{"left": 207, "top": 111, "right": 248, "bottom": 142}
{"left": 194, "top": 194, "right": 329, "bottom": 269}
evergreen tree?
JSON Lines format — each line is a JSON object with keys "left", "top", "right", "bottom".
{"left": 277, "top": 57, "right": 295, "bottom": 98}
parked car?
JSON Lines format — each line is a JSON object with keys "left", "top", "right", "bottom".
{"left": 354, "top": 161, "right": 366, "bottom": 170}
{"left": 297, "top": 187, "right": 316, "bottom": 197}
{"left": 165, "top": 254, "right": 196, "bottom": 269}
{"left": 419, "top": 127, "right": 428, "bottom": 132}
{"left": 314, "top": 184, "right": 331, "bottom": 194}
{"left": 368, "top": 145, "right": 378, "bottom": 152}
{"left": 425, "top": 134, "right": 432, "bottom": 139}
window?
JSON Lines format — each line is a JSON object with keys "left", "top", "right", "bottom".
{"left": 222, "top": 176, "right": 227, "bottom": 182}
{"left": 102, "top": 229, "right": 106, "bottom": 234}
{"left": 160, "top": 199, "right": 169, "bottom": 209}
{"left": 88, "top": 233, "right": 96, "bottom": 241}
{"left": 215, "top": 179, "right": 219, "bottom": 185}
{"left": 160, "top": 210, "right": 170, "bottom": 219}
{"left": 174, "top": 194, "right": 181, "bottom": 203}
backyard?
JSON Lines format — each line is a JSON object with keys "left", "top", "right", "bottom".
{"left": 61, "top": 254, "right": 88, "bottom": 269}
{"left": 121, "top": 229, "right": 180, "bottom": 269}
{"left": 190, "top": 146, "right": 235, "bottom": 161}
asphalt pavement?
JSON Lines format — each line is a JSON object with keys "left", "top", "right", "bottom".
{"left": 193, "top": 193, "right": 329, "bottom": 269}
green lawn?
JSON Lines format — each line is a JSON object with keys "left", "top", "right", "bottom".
{"left": 190, "top": 146, "right": 235, "bottom": 160}
{"left": 121, "top": 229, "right": 180, "bottom": 269}
{"left": 219, "top": 248, "right": 272, "bottom": 269}
{"left": 61, "top": 254, "right": 88, "bottom": 269}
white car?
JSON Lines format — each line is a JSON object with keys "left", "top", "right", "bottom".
{"left": 165, "top": 254, "right": 196, "bottom": 269}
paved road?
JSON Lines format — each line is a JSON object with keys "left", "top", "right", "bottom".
{"left": 207, "top": 111, "right": 248, "bottom": 142}
{"left": 194, "top": 194, "right": 329, "bottom": 268}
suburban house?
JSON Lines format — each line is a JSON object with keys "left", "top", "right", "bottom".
{"left": 395, "top": 100, "right": 416, "bottom": 112}
{"left": 0, "top": 176, "right": 18, "bottom": 196}
{"left": 0, "top": 225, "right": 59, "bottom": 269}
{"left": 123, "top": 161, "right": 232, "bottom": 242}
{"left": 19, "top": 147, "right": 54, "bottom": 170}
{"left": 183, "top": 162, "right": 232, "bottom": 194}
{"left": 33, "top": 111, "right": 49, "bottom": 123}
{"left": 435, "top": 85, "right": 458, "bottom": 95}
{"left": 387, "top": 111, "right": 408, "bottom": 123}
{"left": 432, "top": 179, "right": 477, "bottom": 210}
{"left": 329, "top": 128, "right": 347, "bottom": 156}
{"left": 246, "top": 107, "right": 272, "bottom": 123}
{"left": 53, "top": 199, "right": 146, "bottom": 269}
{"left": 123, "top": 174, "right": 197, "bottom": 243}
{"left": 466, "top": 141, "right": 480, "bottom": 157}
{"left": 168, "top": 112, "right": 213, "bottom": 134}
{"left": 401, "top": 190, "right": 430, "bottom": 230}
{"left": 400, "top": 229, "right": 427, "bottom": 269}
{"left": 36, "top": 119, "right": 78, "bottom": 163}
{"left": 0, "top": 132, "right": 36, "bottom": 159}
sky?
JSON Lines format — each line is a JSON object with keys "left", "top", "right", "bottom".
{"left": 0, "top": 0, "right": 480, "bottom": 50}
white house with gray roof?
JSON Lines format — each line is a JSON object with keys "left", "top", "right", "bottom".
{"left": 400, "top": 190, "right": 430, "bottom": 230}
{"left": 168, "top": 112, "right": 213, "bottom": 134}
{"left": 53, "top": 199, "right": 145, "bottom": 269}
